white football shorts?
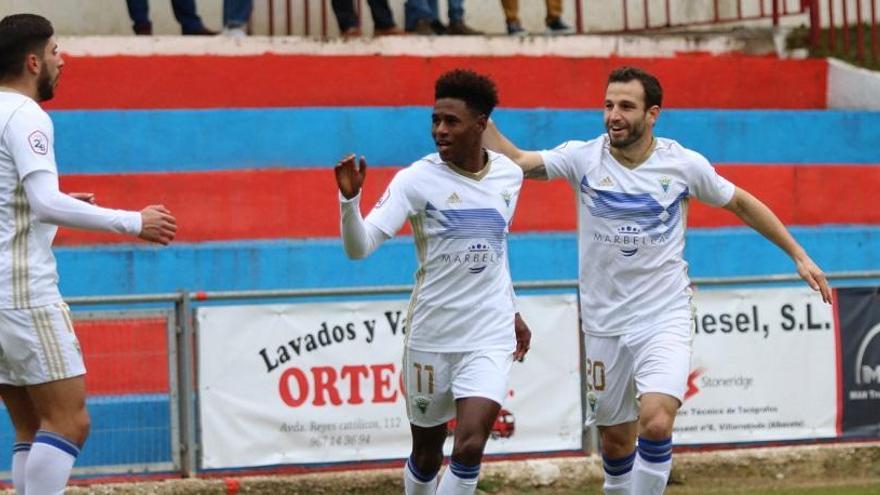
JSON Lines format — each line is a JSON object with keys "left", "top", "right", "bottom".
{"left": 403, "top": 347, "right": 513, "bottom": 427}
{"left": 584, "top": 316, "right": 694, "bottom": 427}
{"left": 0, "top": 302, "right": 86, "bottom": 385}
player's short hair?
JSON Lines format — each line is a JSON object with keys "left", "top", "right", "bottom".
{"left": 435, "top": 69, "right": 499, "bottom": 116}
{"left": 0, "top": 14, "right": 54, "bottom": 80}
{"left": 607, "top": 66, "right": 663, "bottom": 109}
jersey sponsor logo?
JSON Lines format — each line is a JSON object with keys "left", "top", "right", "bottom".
{"left": 28, "top": 130, "right": 48, "bottom": 155}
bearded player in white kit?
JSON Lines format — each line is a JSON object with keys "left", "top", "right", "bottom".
{"left": 483, "top": 66, "right": 831, "bottom": 494}
{"left": 335, "top": 69, "right": 531, "bottom": 495}
{"left": 0, "top": 14, "right": 177, "bottom": 493}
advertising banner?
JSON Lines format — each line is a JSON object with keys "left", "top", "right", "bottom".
{"left": 836, "top": 287, "right": 880, "bottom": 436}
{"left": 196, "top": 294, "right": 581, "bottom": 469}
{"left": 674, "top": 287, "right": 837, "bottom": 444}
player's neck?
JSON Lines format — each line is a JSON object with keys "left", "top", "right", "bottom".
{"left": 0, "top": 79, "right": 37, "bottom": 101}
{"left": 611, "top": 135, "right": 655, "bottom": 169}
{"left": 449, "top": 148, "right": 488, "bottom": 175}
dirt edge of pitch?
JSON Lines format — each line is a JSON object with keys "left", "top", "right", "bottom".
{"left": 46, "top": 442, "right": 880, "bottom": 494}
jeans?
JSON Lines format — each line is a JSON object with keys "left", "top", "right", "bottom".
{"left": 332, "top": 0, "right": 396, "bottom": 31}
{"left": 125, "top": 0, "right": 207, "bottom": 33}
{"left": 404, "top": 0, "right": 464, "bottom": 29}
{"left": 223, "top": 0, "right": 253, "bottom": 28}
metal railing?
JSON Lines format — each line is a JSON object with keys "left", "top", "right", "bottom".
{"left": 573, "top": 0, "right": 809, "bottom": 33}
{"left": 5, "top": 270, "right": 870, "bottom": 481}
{"left": 809, "top": 0, "right": 880, "bottom": 64}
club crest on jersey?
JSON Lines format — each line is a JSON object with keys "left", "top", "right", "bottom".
{"left": 659, "top": 176, "right": 671, "bottom": 193}
{"left": 501, "top": 191, "right": 512, "bottom": 207}
{"left": 446, "top": 192, "right": 462, "bottom": 205}
{"left": 413, "top": 396, "right": 431, "bottom": 415}
{"left": 28, "top": 130, "right": 48, "bottom": 155}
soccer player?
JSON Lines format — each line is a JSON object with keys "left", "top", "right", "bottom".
{"left": 482, "top": 66, "right": 831, "bottom": 495}
{"left": 0, "top": 14, "right": 177, "bottom": 493}
{"left": 335, "top": 69, "right": 530, "bottom": 495}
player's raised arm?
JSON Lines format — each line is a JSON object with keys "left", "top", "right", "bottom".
{"left": 482, "top": 119, "right": 548, "bottom": 180}
{"left": 723, "top": 187, "right": 832, "bottom": 303}
{"left": 335, "top": 154, "right": 390, "bottom": 260}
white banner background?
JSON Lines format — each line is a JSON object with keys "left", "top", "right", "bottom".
{"left": 676, "top": 287, "right": 837, "bottom": 444}
{"left": 197, "top": 294, "right": 581, "bottom": 469}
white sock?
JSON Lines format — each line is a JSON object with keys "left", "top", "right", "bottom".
{"left": 436, "top": 461, "right": 480, "bottom": 495}
{"left": 404, "top": 455, "right": 439, "bottom": 495}
{"left": 25, "top": 430, "right": 80, "bottom": 495}
{"left": 602, "top": 450, "right": 635, "bottom": 494}
{"left": 631, "top": 436, "right": 672, "bottom": 495}
{"left": 12, "top": 443, "right": 31, "bottom": 495}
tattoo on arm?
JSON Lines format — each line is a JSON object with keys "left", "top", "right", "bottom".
{"left": 524, "top": 164, "right": 548, "bottom": 180}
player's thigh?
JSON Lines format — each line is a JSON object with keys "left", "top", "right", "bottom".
{"left": 403, "top": 348, "right": 455, "bottom": 427}
{"left": 630, "top": 320, "right": 693, "bottom": 406}
{"left": 0, "top": 384, "right": 39, "bottom": 440}
{"left": 585, "top": 333, "right": 638, "bottom": 427}
{"left": 0, "top": 303, "right": 85, "bottom": 387}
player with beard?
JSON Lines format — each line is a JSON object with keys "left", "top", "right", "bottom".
{"left": 0, "top": 14, "right": 177, "bottom": 493}
{"left": 335, "top": 69, "right": 530, "bottom": 495}
{"left": 482, "top": 66, "right": 830, "bottom": 494}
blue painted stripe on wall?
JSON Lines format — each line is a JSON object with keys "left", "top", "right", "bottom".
{"left": 53, "top": 227, "right": 880, "bottom": 297}
{"left": 52, "top": 108, "right": 880, "bottom": 173}
{"left": 0, "top": 395, "right": 170, "bottom": 470}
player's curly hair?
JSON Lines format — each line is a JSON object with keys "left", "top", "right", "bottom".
{"left": 608, "top": 66, "right": 663, "bottom": 109}
{"left": 435, "top": 69, "right": 499, "bottom": 116}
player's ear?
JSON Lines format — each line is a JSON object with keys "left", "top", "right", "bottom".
{"left": 475, "top": 113, "right": 489, "bottom": 132}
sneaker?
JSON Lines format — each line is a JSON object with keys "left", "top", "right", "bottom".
{"left": 342, "top": 26, "right": 362, "bottom": 38}
{"left": 506, "top": 21, "right": 527, "bottom": 36}
{"left": 374, "top": 26, "right": 405, "bottom": 36}
{"left": 406, "top": 19, "right": 437, "bottom": 35}
{"left": 545, "top": 17, "right": 575, "bottom": 35}
{"left": 222, "top": 26, "right": 247, "bottom": 38}
{"left": 447, "top": 21, "right": 482, "bottom": 35}
{"left": 183, "top": 26, "right": 218, "bottom": 36}
{"left": 430, "top": 20, "right": 448, "bottom": 35}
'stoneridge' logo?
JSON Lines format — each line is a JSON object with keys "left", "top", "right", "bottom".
{"left": 28, "top": 130, "right": 48, "bottom": 155}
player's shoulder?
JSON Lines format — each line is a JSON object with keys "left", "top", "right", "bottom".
{"left": 551, "top": 136, "right": 602, "bottom": 154}
{"left": 391, "top": 153, "right": 443, "bottom": 184}
{"left": 1, "top": 94, "right": 50, "bottom": 130}
{"left": 487, "top": 149, "right": 523, "bottom": 178}
{"left": 655, "top": 137, "right": 711, "bottom": 168}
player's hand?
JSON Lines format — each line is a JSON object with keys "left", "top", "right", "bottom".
{"left": 139, "top": 205, "right": 177, "bottom": 245}
{"left": 335, "top": 154, "right": 367, "bottom": 200}
{"left": 68, "top": 192, "right": 96, "bottom": 204}
{"left": 513, "top": 312, "right": 531, "bottom": 362}
{"left": 796, "top": 256, "right": 832, "bottom": 304}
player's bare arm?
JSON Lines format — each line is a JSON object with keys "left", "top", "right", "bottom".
{"left": 139, "top": 205, "right": 177, "bottom": 245}
{"left": 334, "top": 153, "right": 367, "bottom": 199}
{"left": 483, "top": 119, "right": 548, "bottom": 180}
{"left": 723, "top": 187, "right": 831, "bottom": 303}
{"left": 513, "top": 312, "right": 531, "bottom": 362}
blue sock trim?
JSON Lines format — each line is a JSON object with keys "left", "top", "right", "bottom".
{"left": 637, "top": 436, "right": 672, "bottom": 463}
{"left": 34, "top": 430, "right": 80, "bottom": 458}
{"left": 12, "top": 442, "right": 31, "bottom": 453}
{"left": 449, "top": 460, "right": 481, "bottom": 479}
{"left": 602, "top": 450, "right": 636, "bottom": 476}
{"left": 406, "top": 455, "right": 438, "bottom": 483}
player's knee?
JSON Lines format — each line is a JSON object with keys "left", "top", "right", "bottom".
{"left": 639, "top": 411, "right": 674, "bottom": 440}
{"left": 451, "top": 434, "right": 487, "bottom": 465}
{"left": 410, "top": 446, "right": 443, "bottom": 473}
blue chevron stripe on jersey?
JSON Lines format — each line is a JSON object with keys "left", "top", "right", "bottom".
{"left": 579, "top": 176, "right": 689, "bottom": 235}
{"left": 425, "top": 202, "right": 507, "bottom": 252}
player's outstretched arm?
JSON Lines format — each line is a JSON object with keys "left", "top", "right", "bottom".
{"left": 335, "top": 154, "right": 389, "bottom": 259}
{"left": 483, "top": 119, "right": 548, "bottom": 180}
{"left": 723, "top": 187, "right": 831, "bottom": 303}
{"left": 138, "top": 205, "right": 178, "bottom": 245}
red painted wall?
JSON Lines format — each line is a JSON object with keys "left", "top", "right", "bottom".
{"left": 46, "top": 55, "right": 827, "bottom": 110}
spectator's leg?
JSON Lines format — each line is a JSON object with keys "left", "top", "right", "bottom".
{"left": 125, "top": 0, "right": 153, "bottom": 34}
{"left": 331, "top": 0, "right": 359, "bottom": 31}
{"left": 546, "top": 0, "right": 563, "bottom": 24}
{"left": 223, "top": 0, "right": 253, "bottom": 28}
{"left": 447, "top": 0, "right": 464, "bottom": 23}
{"left": 404, "top": 0, "right": 435, "bottom": 31}
{"left": 501, "top": 0, "right": 519, "bottom": 23}
{"left": 171, "top": 0, "right": 210, "bottom": 34}
{"left": 367, "top": 0, "right": 397, "bottom": 30}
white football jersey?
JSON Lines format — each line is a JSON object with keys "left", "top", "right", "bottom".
{"left": 366, "top": 151, "right": 523, "bottom": 352}
{"left": 541, "top": 135, "right": 735, "bottom": 336}
{"left": 0, "top": 91, "right": 62, "bottom": 309}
